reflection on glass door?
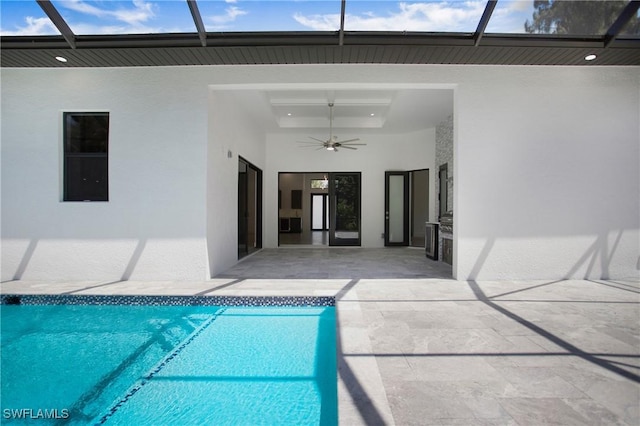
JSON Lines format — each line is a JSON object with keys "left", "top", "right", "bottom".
{"left": 329, "top": 173, "right": 361, "bottom": 246}
{"left": 385, "top": 171, "right": 409, "bottom": 246}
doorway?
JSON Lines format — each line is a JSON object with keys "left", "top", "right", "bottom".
{"left": 238, "top": 157, "right": 262, "bottom": 259}
{"left": 384, "top": 169, "right": 430, "bottom": 247}
{"left": 311, "top": 194, "right": 329, "bottom": 230}
{"left": 329, "top": 172, "right": 361, "bottom": 246}
{"left": 278, "top": 172, "right": 361, "bottom": 246}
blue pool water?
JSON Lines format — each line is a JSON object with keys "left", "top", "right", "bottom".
{"left": 1, "top": 301, "right": 336, "bottom": 425}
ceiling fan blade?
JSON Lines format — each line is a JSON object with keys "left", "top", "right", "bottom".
{"left": 335, "top": 138, "right": 360, "bottom": 144}
{"left": 340, "top": 145, "right": 357, "bottom": 150}
{"left": 297, "top": 141, "right": 323, "bottom": 144}
{"left": 341, "top": 142, "right": 367, "bottom": 146}
{"left": 309, "top": 136, "right": 326, "bottom": 143}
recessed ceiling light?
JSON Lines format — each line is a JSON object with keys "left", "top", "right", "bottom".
{"left": 370, "top": 113, "right": 375, "bottom": 116}
{"left": 584, "top": 54, "right": 597, "bottom": 61}
{"left": 287, "top": 113, "right": 292, "bottom": 116}
{"left": 55, "top": 56, "right": 68, "bottom": 63}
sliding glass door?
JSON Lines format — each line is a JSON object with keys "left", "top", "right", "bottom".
{"left": 238, "top": 157, "right": 262, "bottom": 259}
{"left": 329, "top": 173, "right": 361, "bottom": 246}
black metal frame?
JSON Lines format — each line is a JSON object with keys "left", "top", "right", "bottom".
{"left": 2, "top": 1, "right": 638, "bottom": 67}
{"left": 438, "top": 164, "right": 448, "bottom": 221}
{"left": 238, "top": 156, "right": 262, "bottom": 259}
{"left": 63, "top": 111, "right": 109, "bottom": 202}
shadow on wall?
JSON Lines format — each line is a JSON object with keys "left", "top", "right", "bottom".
{"left": 467, "top": 229, "right": 629, "bottom": 280}
{"left": 4, "top": 238, "right": 148, "bottom": 282}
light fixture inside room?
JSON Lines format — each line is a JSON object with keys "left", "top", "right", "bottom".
{"left": 55, "top": 56, "right": 67, "bottom": 63}
{"left": 584, "top": 54, "right": 597, "bottom": 61}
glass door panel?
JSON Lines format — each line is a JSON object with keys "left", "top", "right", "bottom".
{"left": 388, "top": 174, "right": 405, "bottom": 243}
{"left": 410, "top": 169, "right": 429, "bottom": 248}
{"left": 384, "top": 172, "right": 409, "bottom": 246}
{"left": 385, "top": 171, "right": 409, "bottom": 246}
{"left": 329, "top": 173, "right": 361, "bottom": 246}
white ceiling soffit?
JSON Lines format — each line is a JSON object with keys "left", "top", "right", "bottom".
{"left": 265, "top": 89, "right": 452, "bottom": 132}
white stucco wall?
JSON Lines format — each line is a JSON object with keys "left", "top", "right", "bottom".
{"left": 2, "top": 64, "right": 638, "bottom": 281}
{"left": 1, "top": 67, "right": 210, "bottom": 281}
{"left": 207, "top": 89, "right": 266, "bottom": 276}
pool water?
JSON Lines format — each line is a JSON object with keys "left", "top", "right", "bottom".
{"left": 1, "top": 303, "right": 337, "bottom": 425}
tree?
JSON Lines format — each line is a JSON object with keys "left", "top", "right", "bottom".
{"left": 525, "top": 0, "right": 640, "bottom": 35}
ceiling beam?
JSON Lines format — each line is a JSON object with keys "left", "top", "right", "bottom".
{"left": 473, "top": 0, "right": 497, "bottom": 47}
{"left": 604, "top": 0, "right": 640, "bottom": 48}
{"left": 339, "top": 0, "right": 346, "bottom": 46}
{"left": 187, "top": 0, "right": 207, "bottom": 47}
{"left": 36, "top": 0, "right": 76, "bottom": 49}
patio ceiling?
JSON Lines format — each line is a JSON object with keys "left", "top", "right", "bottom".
{"left": 1, "top": 0, "right": 639, "bottom": 67}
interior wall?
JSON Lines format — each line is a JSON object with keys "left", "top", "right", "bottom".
{"left": 278, "top": 173, "right": 304, "bottom": 222}
{"left": 265, "top": 129, "right": 438, "bottom": 248}
{"left": 278, "top": 173, "right": 328, "bottom": 235}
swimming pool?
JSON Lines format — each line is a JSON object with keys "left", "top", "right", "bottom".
{"left": 1, "top": 295, "right": 337, "bottom": 425}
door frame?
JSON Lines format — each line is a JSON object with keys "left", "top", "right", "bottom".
{"left": 238, "top": 156, "right": 262, "bottom": 259}
{"left": 384, "top": 169, "right": 430, "bottom": 247}
{"left": 384, "top": 171, "right": 410, "bottom": 246}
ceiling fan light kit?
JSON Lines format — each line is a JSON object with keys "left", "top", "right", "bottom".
{"left": 299, "top": 103, "right": 366, "bottom": 152}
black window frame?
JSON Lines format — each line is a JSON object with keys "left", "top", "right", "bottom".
{"left": 63, "top": 112, "right": 109, "bottom": 202}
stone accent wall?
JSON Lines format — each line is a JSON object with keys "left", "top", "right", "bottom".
{"left": 435, "top": 114, "right": 453, "bottom": 262}
{"left": 436, "top": 114, "right": 453, "bottom": 215}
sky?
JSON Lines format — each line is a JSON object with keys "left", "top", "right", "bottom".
{"left": 0, "top": 0, "right": 544, "bottom": 36}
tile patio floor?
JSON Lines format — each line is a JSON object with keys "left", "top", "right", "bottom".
{"left": 2, "top": 248, "right": 639, "bottom": 425}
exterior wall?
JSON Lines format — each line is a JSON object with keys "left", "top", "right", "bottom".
{"left": 1, "top": 67, "right": 210, "bottom": 281}
{"left": 207, "top": 90, "right": 266, "bottom": 277}
{"left": 453, "top": 66, "right": 639, "bottom": 280}
{"left": 2, "top": 64, "right": 638, "bottom": 281}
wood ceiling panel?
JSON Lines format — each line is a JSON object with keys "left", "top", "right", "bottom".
{"left": 1, "top": 37, "right": 638, "bottom": 67}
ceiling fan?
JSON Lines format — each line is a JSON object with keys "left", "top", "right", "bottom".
{"left": 298, "top": 103, "right": 366, "bottom": 152}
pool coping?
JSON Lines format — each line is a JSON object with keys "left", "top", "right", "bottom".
{"left": 1, "top": 293, "right": 335, "bottom": 307}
